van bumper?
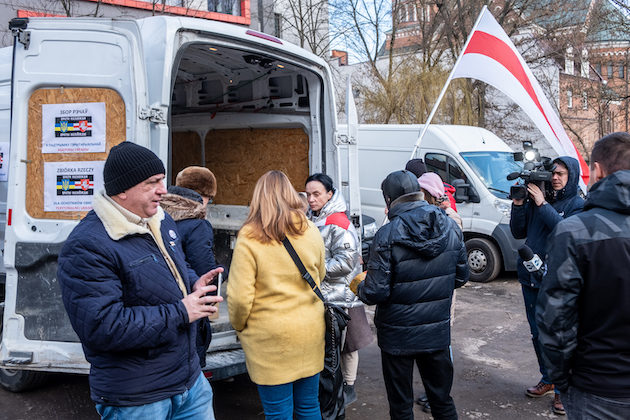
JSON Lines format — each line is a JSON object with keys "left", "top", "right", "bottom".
{"left": 491, "top": 224, "right": 524, "bottom": 272}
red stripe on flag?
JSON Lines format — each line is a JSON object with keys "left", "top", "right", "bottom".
{"left": 464, "top": 31, "right": 559, "bottom": 140}
{"left": 464, "top": 30, "right": 589, "bottom": 184}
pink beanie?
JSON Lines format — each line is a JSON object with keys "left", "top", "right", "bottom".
{"left": 418, "top": 172, "right": 445, "bottom": 199}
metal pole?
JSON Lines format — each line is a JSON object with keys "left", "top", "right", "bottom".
{"left": 409, "top": 5, "right": 489, "bottom": 160}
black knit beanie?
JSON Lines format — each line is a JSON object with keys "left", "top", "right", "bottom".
{"left": 104, "top": 141, "right": 165, "bottom": 196}
{"left": 405, "top": 158, "right": 427, "bottom": 178}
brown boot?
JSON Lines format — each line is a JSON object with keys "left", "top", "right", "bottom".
{"left": 553, "top": 394, "right": 566, "bottom": 415}
{"left": 526, "top": 381, "right": 555, "bottom": 398}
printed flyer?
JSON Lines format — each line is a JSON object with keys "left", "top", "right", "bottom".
{"left": 42, "top": 102, "right": 106, "bottom": 153}
{"left": 43, "top": 161, "right": 104, "bottom": 211}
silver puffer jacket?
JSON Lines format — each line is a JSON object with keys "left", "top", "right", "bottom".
{"left": 308, "top": 190, "right": 362, "bottom": 308}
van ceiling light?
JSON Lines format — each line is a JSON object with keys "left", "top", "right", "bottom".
{"left": 277, "top": 64, "right": 285, "bottom": 69}
{"left": 209, "top": 47, "right": 218, "bottom": 51}
{"left": 245, "top": 30, "right": 283, "bottom": 44}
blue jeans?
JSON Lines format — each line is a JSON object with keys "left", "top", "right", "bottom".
{"left": 95, "top": 372, "right": 215, "bottom": 420}
{"left": 257, "top": 373, "right": 321, "bottom": 420}
{"left": 522, "top": 284, "right": 559, "bottom": 394}
{"left": 563, "top": 386, "right": 630, "bottom": 419}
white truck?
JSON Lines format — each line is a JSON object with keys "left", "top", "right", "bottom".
{"left": 0, "top": 15, "right": 360, "bottom": 391}
{"left": 341, "top": 123, "right": 525, "bottom": 283}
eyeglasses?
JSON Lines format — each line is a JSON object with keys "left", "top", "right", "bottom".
{"left": 552, "top": 171, "right": 568, "bottom": 177}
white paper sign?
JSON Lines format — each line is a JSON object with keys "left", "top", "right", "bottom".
{"left": 0, "top": 142, "right": 9, "bottom": 181}
{"left": 42, "top": 102, "right": 106, "bottom": 153}
{"left": 44, "top": 161, "right": 104, "bottom": 212}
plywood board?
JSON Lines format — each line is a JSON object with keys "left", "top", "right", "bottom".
{"left": 27, "top": 88, "right": 126, "bottom": 219}
{"left": 171, "top": 131, "right": 203, "bottom": 180}
{"left": 205, "top": 128, "right": 309, "bottom": 205}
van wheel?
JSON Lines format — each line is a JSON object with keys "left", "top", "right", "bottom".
{"left": 0, "top": 306, "right": 47, "bottom": 392}
{"left": 465, "top": 238, "right": 501, "bottom": 283}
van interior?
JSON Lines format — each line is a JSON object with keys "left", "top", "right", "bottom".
{"left": 169, "top": 42, "right": 324, "bottom": 266}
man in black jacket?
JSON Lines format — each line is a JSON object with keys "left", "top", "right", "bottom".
{"left": 356, "top": 170, "right": 468, "bottom": 420}
{"left": 536, "top": 132, "right": 630, "bottom": 418}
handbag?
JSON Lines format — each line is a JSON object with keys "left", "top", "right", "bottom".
{"left": 282, "top": 238, "right": 351, "bottom": 420}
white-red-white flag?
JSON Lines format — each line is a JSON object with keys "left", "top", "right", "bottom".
{"left": 451, "top": 7, "right": 590, "bottom": 187}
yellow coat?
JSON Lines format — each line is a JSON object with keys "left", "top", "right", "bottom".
{"left": 227, "top": 221, "right": 326, "bottom": 385}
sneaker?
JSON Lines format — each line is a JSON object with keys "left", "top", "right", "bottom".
{"left": 552, "top": 394, "right": 566, "bottom": 416}
{"left": 343, "top": 383, "right": 357, "bottom": 407}
{"left": 526, "top": 381, "right": 555, "bottom": 398}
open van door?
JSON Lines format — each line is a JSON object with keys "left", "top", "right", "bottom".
{"left": 336, "top": 78, "right": 361, "bottom": 228}
{"left": 1, "top": 17, "right": 148, "bottom": 391}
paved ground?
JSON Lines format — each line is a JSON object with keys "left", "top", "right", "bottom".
{"left": 0, "top": 274, "right": 565, "bottom": 419}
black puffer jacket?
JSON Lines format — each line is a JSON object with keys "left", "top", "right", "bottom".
{"left": 536, "top": 170, "right": 630, "bottom": 397}
{"left": 357, "top": 193, "right": 468, "bottom": 355}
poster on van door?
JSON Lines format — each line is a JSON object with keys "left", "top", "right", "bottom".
{"left": 44, "top": 161, "right": 104, "bottom": 211}
{"left": 0, "top": 142, "right": 9, "bottom": 181}
{"left": 41, "top": 102, "right": 106, "bottom": 153}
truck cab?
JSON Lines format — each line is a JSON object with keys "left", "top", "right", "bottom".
{"left": 347, "top": 124, "right": 524, "bottom": 283}
{"left": 1, "top": 16, "right": 356, "bottom": 391}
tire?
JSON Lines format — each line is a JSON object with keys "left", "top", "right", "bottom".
{"left": 465, "top": 237, "right": 501, "bottom": 283}
{"left": 0, "top": 304, "right": 47, "bottom": 392}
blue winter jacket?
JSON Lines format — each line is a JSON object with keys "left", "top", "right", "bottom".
{"left": 58, "top": 192, "right": 201, "bottom": 406}
{"left": 510, "top": 156, "right": 584, "bottom": 288}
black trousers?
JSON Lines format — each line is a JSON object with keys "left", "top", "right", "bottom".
{"left": 381, "top": 348, "right": 457, "bottom": 420}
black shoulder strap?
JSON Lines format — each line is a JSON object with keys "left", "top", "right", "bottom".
{"left": 282, "top": 237, "right": 325, "bottom": 303}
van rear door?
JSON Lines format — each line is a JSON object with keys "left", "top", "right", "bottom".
{"left": 2, "top": 17, "right": 147, "bottom": 374}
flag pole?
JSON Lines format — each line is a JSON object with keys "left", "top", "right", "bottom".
{"left": 409, "top": 5, "right": 489, "bottom": 160}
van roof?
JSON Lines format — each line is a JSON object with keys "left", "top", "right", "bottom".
{"left": 136, "top": 16, "right": 330, "bottom": 69}
{"left": 354, "top": 124, "right": 514, "bottom": 154}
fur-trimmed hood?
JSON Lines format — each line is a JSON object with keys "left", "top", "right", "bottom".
{"left": 160, "top": 186, "right": 206, "bottom": 221}
{"left": 92, "top": 191, "right": 164, "bottom": 241}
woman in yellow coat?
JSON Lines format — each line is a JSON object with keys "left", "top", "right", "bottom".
{"left": 228, "top": 170, "right": 326, "bottom": 420}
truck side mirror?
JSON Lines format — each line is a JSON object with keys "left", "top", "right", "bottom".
{"left": 452, "top": 179, "right": 481, "bottom": 204}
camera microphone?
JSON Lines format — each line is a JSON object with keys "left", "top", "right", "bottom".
{"left": 518, "top": 244, "right": 546, "bottom": 276}
{"left": 507, "top": 172, "right": 521, "bottom": 181}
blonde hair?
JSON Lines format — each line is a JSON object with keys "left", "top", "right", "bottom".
{"left": 242, "top": 171, "right": 307, "bottom": 243}
{"left": 421, "top": 188, "right": 438, "bottom": 205}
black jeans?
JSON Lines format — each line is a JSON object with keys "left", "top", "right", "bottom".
{"left": 381, "top": 348, "right": 457, "bottom": 420}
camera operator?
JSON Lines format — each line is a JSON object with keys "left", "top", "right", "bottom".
{"left": 510, "top": 156, "right": 584, "bottom": 416}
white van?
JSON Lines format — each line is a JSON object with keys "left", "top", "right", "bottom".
{"left": 341, "top": 123, "right": 525, "bottom": 283}
{"left": 0, "top": 16, "right": 359, "bottom": 391}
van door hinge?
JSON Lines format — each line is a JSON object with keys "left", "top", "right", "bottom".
{"left": 12, "top": 29, "right": 30, "bottom": 49}
{"left": 139, "top": 106, "right": 167, "bottom": 124}
{"left": 335, "top": 133, "right": 356, "bottom": 146}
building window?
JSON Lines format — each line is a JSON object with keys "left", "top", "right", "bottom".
{"left": 582, "top": 91, "right": 588, "bottom": 110}
{"left": 608, "top": 63, "right": 614, "bottom": 79}
{"left": 208, "top": 0, "right": 241, "bottom": 15}
{"left": 565, "top": 47, "right": 574, "bottom": 75}
{"left": 595, "top": 63, "right": 602, "bottom": 76}
{"left": 274, "top": 13, "right": 282, "bottom": 38}
{"left": 567, "top": 90, "right": 573, "bottom": 109}
{"left": 619, "top": 65, "right": 625, "bottom": 79}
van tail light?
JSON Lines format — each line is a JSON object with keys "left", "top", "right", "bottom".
{"left": 245, "top": 30, "right": 283, "bottom": 44}
{"left": 7, "top": 208, "right": 11, "bottom": 226}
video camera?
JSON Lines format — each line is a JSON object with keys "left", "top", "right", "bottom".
{"left": 506, "top": 141, "right": 556, "bottom": 201}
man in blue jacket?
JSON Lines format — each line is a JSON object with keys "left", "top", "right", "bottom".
{"left": 537, "top": 132, "right": 630, "bottom": 418}
{"left": 510, "top": 155, "right": 584, "bottom": 415}
{"left": 57, "top": 142, "right": 223, "bottom": 419}
{"left": 355, "top": 170, "right": 468, "bottom": 420}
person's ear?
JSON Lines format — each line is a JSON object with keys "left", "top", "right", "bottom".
{"left": 593, "top": 162, "right": 606, "bottom": 182}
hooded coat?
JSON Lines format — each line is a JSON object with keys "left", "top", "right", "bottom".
{"left": 160, "top": 185, "right": 218, "bottom": 276}
{"left": 160, "top": 185, "right": 218, "bottom": 368}
{"left": 308, "top": 190, "right": 362, "bottom": 308}
{"left": 536, "top": 170, "right": 630, "bottom": 397}
{"left": 357, "top": 193, "right": 469, "bottom": 355}
{"left": 510, "top": 156, "right": 585, "bottom": 288}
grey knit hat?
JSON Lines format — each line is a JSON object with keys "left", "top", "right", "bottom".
{"left": 104, "top": 141, "right": 165, "bottom": 196}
